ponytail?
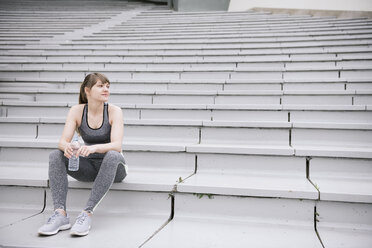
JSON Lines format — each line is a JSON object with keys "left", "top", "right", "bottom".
{"left": 79, "top": 82, "right": 88, "bottom": 104}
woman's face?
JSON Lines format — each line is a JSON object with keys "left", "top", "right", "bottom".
{"left": 86, "top": 80, "right": 110, "bottom": 102}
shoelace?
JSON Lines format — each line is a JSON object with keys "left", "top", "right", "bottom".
{"left": 76, "top": 213, "right": 88, "bottom": 225}
{"left": 46, "top": 212, "right": 59, "bottom": 224}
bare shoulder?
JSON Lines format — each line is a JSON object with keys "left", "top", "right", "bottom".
{"left": 69, "top": 104, "right": 85, "bottom": 115}
{"left": 108, "top": 103, "right": 123, "bottom": 122}
{"left": 67, "top": 104, "right": 85, "bottom": 125}
{"left": 108, "top": 104, "right": 122, "bottom": 115}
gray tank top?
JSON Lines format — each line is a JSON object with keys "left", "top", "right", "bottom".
{"left": 78, "top": 103, "right": 111, "bottom": 158}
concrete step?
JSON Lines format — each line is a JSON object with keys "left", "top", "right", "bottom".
{"left": 309, "top": 157, "right": 372, "bottom": 203}
{"left": 0, "top": 186, "right": 44, "bottom": 228}
{"left": 0, "top": 186, "right": 172, "bottom": 248}
{"left": 2, "top": 53, "right": 372, "bottom": 63}
{"left": 1, "top": 101, "right": 371, "bottom": 123}
{"left": 177, "top": 153, "right": 317, "bottom": 199}
{"left": 2, "top": 88, "right": 372, "bottom": 105}
{"left": 61, "top": 35, "right": 372, "bottom": 45}
{"left": 46, "top": 39, "right": 372, "bottom": 49}
{"left": 2, "top": 46, "right": 372, "bottom": 56}
{"left": 2, "top": 76, "right": 372, "bottom": 91}
{"left": 121, "top": 15, "right": 371, "bottom": 25}
{"left": 143, "top": 193, "right": 322, "bottom": 248}
{"left": 316, "top": 200, "right": 372, "bottom": 248}
{"left": 1, "top": 116, "right": 371, "bottom": 152}
{"left": 1, "top": 66, "right": 372, "bottom": 81}
{"left": 1, "top": 60, "right": 372, "bottom": 71}
{"left": 96, "top": 27, "right": 372, "bottom": 38}
{"left": 0, "top": 123, "right": 371, "bottom": 157}
{"left": 0, "top": 143, "right": 195, "bottom": 190}
{"left": 106, "top": 24, "right": 372, "bottom": 35}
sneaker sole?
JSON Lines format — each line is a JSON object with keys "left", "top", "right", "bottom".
{"left": 70, "top": 228, "right": 90, "bottom": 236}
{"left": 38, "top": 223, "right": 71, "bottom": 236}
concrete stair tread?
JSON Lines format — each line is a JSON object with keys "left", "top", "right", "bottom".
{"left": 144, "top": 216, "right": 322, "bottom": 248}
{"left": 0, "top": 166, "right": 48, "bottom": 187}
{"left": 143, "top": 194, "right": 322, "bottom": 248}
{"left": 0, "top": 211, "right": 166, "bottom": 248}
{"left": 189, "top": 143, "right": 372, "bottom": 158}
{"left": 3, "top": 47, "right": 372, "bottom": 57}
{"left": 309, "top": 157, "right": 372, "bottom": 203}
{"left": 1, "top": 55, "right": 372, "bottom": 63}
{"left": 316, "top": 201, "right": 372, "bottom": 248}
{"left": 2, "top": 100, "right": 368, "bottom": 110}
{"left": 0, "top": 165, "right": 193, "bottom": 193}
{"left": 295, "top": 145, "right": 372, "bottom": 158}
{"left": 0, "top": 188, "right": 171, "bottom": 248}
{"left": 70, "top": 170, "right": 192, "bottom": 192}
{"left": 178, "top": 173, "right": 318, "bottom": 199}
{"left": 3, "top": 87, "right": 372, "bottom": 96}
{"left": 0, "top": 186, "right": 44, "bottom": 228}
{"left": 312, "top": 177, "right": 372, "bottom": 203}
{"left": 68, "top": 34, "right": 372, "bottom": 42}
{"left": 3, "top": 65, "right": 371, "bottom": 72}
{"left": 0, "top": 135, "right": 371, "bottom": 158}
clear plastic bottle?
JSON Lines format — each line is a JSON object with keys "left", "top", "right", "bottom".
{"left": 68, "top": 135, "right": 81, "bottom": 171}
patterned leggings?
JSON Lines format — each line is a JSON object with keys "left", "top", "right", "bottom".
{"left": 48, "top": 150, "right": 127, "bottom": 212}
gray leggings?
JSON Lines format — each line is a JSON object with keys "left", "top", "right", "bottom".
{"left": 49, "top": 150, "right": 127, "bottom": 213}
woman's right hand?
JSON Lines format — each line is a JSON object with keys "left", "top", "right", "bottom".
{"left": 64, "top": 143, "right": 74, "bottom": 159}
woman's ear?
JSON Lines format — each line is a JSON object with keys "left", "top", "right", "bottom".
{"left": 84, "top": 87, "right": 90, "bottom": 97}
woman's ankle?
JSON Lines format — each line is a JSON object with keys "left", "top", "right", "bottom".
{"left": 55, "top": 208, "right": 67, "bottom": 216}
{"left": 83, "top": 210, "right": 93, "bottom": 216}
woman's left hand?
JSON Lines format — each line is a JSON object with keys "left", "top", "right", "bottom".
{"left": 77, "top": 145, "right": 97, "bottom": 157}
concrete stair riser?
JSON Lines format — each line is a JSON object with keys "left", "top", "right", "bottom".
{"left": 177, "top": 153, "right": 318, "bottom": 199}
{"left": 316, "top": 200, "right": 372, "bottom": 248}
{"left": 0, "top": 186, "right": 45, "bottom": 228}
{"left": 310, "top": 157, "right": 372, "bottom": 203}
{"left": 2, "top": 79, "right": 372, "bottom": 91}
{"left": 143, "top": 193, "right": 323, "bottom": 248}
{"left": 0, "top": 146, "right": 194, "bottom": 171}
{"left": 2, "top": 103, "right": 372, "bottom": 123}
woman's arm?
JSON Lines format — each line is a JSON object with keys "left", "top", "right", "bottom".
{"left": 77, "top": 105, "right": 123, "bottom": 157}
{"left": 58, "top": 105, "right": 80, "bottom": 158}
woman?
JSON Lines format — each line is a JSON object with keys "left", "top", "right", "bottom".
{"left": 38, "top": 73, "right": 127, "bottom": 236}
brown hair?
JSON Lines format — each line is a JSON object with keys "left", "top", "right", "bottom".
{"left": 79, "top": 73, "right": 110, "bottom": 104}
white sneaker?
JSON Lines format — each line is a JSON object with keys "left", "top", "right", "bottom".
{"left": 70, "top": 211, "right": 92, "bottom": 236}
{"left": 38, "top": 211, "right": 71, "bottom": 236}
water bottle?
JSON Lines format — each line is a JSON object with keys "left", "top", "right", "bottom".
{"left": 68, "top": 135, "right": 81, "bottom": 171}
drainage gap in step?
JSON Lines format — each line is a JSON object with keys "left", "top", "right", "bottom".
{"left": 138, "top": 193, "right": 175, "bottom": 248}
{"left": 306, "top": 157, "right": 320, "bottom": 200}
{"left": 194, "top": 155, "right": 198, "bottom": 174}
{"left": 314, "top": 205, "right": 325, "bottom": 248}
{"left": 16, "top": 189, "right": 47, "bottom": 225}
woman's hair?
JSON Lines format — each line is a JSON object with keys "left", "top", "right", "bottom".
{"left": 79, "top": 73, "right": 110, "bottom": 104}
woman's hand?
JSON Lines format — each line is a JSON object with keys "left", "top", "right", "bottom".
{"left": 77, "top": 145, "right": 97, "bottom": 157}
{"left": 64, "top": 143, "right": 74, "bottom": 159}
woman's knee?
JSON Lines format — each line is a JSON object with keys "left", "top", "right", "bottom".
{"left": 49, "top": 149, "right": 65, "bottom": 164}
{"left": 103, "top": 150, "right": 125, "bottom": 165}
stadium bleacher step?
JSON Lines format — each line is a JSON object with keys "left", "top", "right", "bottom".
{"left": 316, "top": 200, "right": 372, "bottom": 248}
{"left": 1, "top": 0, "right": 372, "bottom": 247}
{"left": 142, "top": 193, "right": 323, "bottom": 248}
{"left": 0, "top": 186, "right": 172, "bottom": 248}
